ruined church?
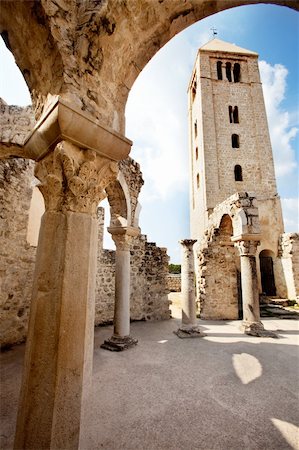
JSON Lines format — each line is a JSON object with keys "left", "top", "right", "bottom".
{"left": 0, "top": 1, "right": 298, "bottom": 449}
{"left": 188, "top": 39, "right": 299, "bottom": 320}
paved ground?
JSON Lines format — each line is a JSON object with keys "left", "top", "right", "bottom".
{"left": 1, "top": 303, "right": 299, "bottom": 450}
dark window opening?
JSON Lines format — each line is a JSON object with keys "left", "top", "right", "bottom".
{"left": 192, "top": 80, "right": 197, "bottom": 100}
{"left": 229, "top": 105, "right": 233, "bottom": 123}
{"left": 234, "top": 165, "right": 243, "bottom": 181}
{"left": 233, "top": 106, "right": 239, "bottom": 123}
{"left": 226, "top": 62, "right": 232, "bottom": 82}
{"left": 259, "top": 250, "right": 276, "bottom": 296}
{"left": 196, "top": 173, "right": 200, "bottom": 189}
{"left": 233, "top": 63, "right": 241, "bottom": 82}
{"left": 232, "top": 134, "right": 240, "bottom": 148}
{"left": 195, "top": 147, "right": 198, "bottom": 160}
{"left": 194, "top": 120, "right": 197, "bottom": 138}
{"left": 217, "top": 61, "right": 223, "bottom": 80}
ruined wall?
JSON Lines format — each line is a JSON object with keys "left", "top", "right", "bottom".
{"left": 0, "top": 159, "right": 37, "bottom": 347}
{"left": 276, "top": 233, "right": 299, "bottom": 300}
{"left": 167, "top": 275, "right": 181, "bottom": 292}
{"left": 0, "top": 102, "right": 37, "bottom": 347}
{"left": 0, "top": 99, "right": 34, "bottom": 158}
{"left": 196, "top": 226, "right": 240, "bottom": 320}
{"left": 95, "top": 211, "right": 171, "bottom": 325}
{"left": 0, "top": 196, "right": 171, "bottom": 347}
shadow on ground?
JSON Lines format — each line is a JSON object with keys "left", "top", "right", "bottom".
{"left": 1, "top": 316, "right": 298, "bottom": 450}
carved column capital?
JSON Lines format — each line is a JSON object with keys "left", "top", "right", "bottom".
{"left": 35, "top": 140, "right": 118, "bottom": 216}
{"left": 179, "top": 239, "right": 197, "bottom": 250}
{"left": 235, "top": 239, "right": 259, "bottom": 257}
{"left": 109, "top": 226, "right": 139, "bottom": 251}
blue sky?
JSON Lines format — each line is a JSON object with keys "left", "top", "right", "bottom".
{"left": 0, "top": 4, "right": 298, "bottom": 263}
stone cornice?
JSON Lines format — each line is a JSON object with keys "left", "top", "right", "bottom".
{"left": 24, "top": 97, "right": 132, "bottom": 162}
{"left": 108, "top": 226, "right": 140, "bottom": 238}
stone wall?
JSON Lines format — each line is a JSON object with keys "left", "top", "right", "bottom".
{"left": 95, "top": 208, "right": 171, "bottom": 325}
{"left": 0, "top": 99, "right": 34, "bottom": 158}
{"left": 0, "top": 158, "right": 37, "bottom": 347}
{"left": 167, "top": 274, "right": 181, "bottom": 292}
{"left": 0, "top": 195, "right": 171, "bottom": 348}
{"left": 276, "top": 233, "right": 299, "bottom": 300}
{"left": 196, "top": 225, "right": 240, "bottom": 320}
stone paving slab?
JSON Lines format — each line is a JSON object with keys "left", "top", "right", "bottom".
{"left": 1, "top": 316, "right": 299, "bottom": 450}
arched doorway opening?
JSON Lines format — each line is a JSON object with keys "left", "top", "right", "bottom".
{"left": 259, "top": 249, "right": 277, "bottom": 296}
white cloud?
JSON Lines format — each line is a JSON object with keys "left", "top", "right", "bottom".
{"left": 126, "top": 29, "right": 212, "bottom": 202}
{"left": 259, "top": 61, "right": 298, "bottom": 178}
{"left": 281, "top": 198, "right": 299, "bottom": 232}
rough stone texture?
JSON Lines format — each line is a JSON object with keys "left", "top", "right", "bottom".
{"left": 197, "top": 225, "right": 240, "bottom": 320}
{"left": 0, "top": 1, "right": 297, "bottom": 134}
{"left": 0, "top": 159, "right": 36, "bottom": 348}
{"left": 195, "top": 193, "right": 259, "bottom": 320}
{"left": 167, "top": 274, "right": 181, "bottom": 292}
{"left": 0, "top": 99, "right": 34, "bottom": 158}
{"left": 276, "top": 233, "right": 299, "bottom": 300}
{"left": 95, "top": 214, "right": 171, "bottom": 326}
{"left": 0, "top": 172, "right": 170, "bottom": 347}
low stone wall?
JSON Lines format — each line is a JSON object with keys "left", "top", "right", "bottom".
{"left": 95, "top": 211, "right": 171, "bottom": 325}
{"left": 0, "top": 184, "right": 171, "bottom": 348}
{"left": 167, "top": 274, "right": 181, "bottom": 292}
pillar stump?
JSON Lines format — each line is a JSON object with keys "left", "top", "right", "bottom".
{"left": 175, "top": 239, "right": 206, "bottom": 338}
{"left": 101, "top": 227, "right": 138, "bottom": 351}
{"left": 236, "top": 240, "right": 278, "bottom": 338}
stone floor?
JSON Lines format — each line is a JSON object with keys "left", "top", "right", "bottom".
{"left": 1, "top": 304, "right": 299, "bottom": 450}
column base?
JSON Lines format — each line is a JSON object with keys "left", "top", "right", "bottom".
{"left": 100, "top": 335, "right": 138, "bottom": 352}
{"left": 241, "top": 321, "right": 278, "bottom": 338}
{"left": 174, "top": 326, "right": 206, "bottom": 339}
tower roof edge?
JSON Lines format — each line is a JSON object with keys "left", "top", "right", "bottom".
{"left": 199, "top": 38, "right": 258, "bottom": 56}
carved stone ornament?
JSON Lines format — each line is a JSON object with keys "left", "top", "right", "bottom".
{"left": 35, "top": 140, "right": 118, "bottom": 215}
{"left": 110, "top": 233, "right": 133, "bottom": 252}
{"left": 235, "top": 240, "right": 259, "bottom": 257}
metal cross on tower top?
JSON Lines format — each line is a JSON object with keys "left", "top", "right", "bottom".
{"left": 210, "top": 27, "right": 218, "bottom": 37}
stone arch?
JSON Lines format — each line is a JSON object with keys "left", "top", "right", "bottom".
{"left": 105, "top": 177, "right": 129, "bottom": 228}
{"left": 259, "top": 249, "right": 277, "bottom": 296}
{"left": 0, "top": 2, "right": 297, "bottom": 130}
{"left": 197, "top": 212, "right": 240, "bottom": 320}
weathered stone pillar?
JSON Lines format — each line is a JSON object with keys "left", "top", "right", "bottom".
{"left": 101, "top": 227, "right": 139, "bottom": 351}
{"left": 175, "top": 239, "right": 206, "bottom": 338}
{"left": 236, "top": 240, "right": 277, "bottom": 338}
{"left": 14, "top": 99, "right": 132, "bottom": 450}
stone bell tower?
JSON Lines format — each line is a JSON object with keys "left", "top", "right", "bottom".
{"left": 188, "top": 38, "right": 284, "bottom": 267}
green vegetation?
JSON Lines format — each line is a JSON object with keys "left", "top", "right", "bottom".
{"left": 169, "top": 264, "right": 181, "bottom": 274}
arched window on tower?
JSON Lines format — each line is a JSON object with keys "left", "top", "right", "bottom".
{"left": 191, "top": 79, "right": 197, "bottom": 101}
{"left": 229, "top": 105, "right": 233, "bottom": 123}
{"left": 234, "top": 165, "right": 243, "bottom": 181}
{"left": 226, "top": 62, "right": 232, "bottom": 82}
{"left": 233, "top": 63, "right": 241, "bottom": 82}
{"left": 195, "top": 147, "right": 198, "bottom": 160}
{"left": 231, "top": 134, "right": 240, "bottom": 148}
{"left": 196, "top": 173, "right": 200, "bottom": 189}
{"left": 217, "top": 61, "right": 223, "bottom": 80}
{"left": 194, "top": 120, "right": 197, "bottom": 138}
{"left": 233, "top": 106, "right": 239, "bottom": 123}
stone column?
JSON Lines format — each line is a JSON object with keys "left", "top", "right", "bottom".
{"left": 175, "top": 239, "right": 206, "bottom": 338}
{"left": 13, "top": 141, "right": 119, "bottom": 450}
{"left": 101, "top": 227, "right": 138, "bottom": 351}
{"left": 236, "top": 240, "right": 277, "bottom": 338}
